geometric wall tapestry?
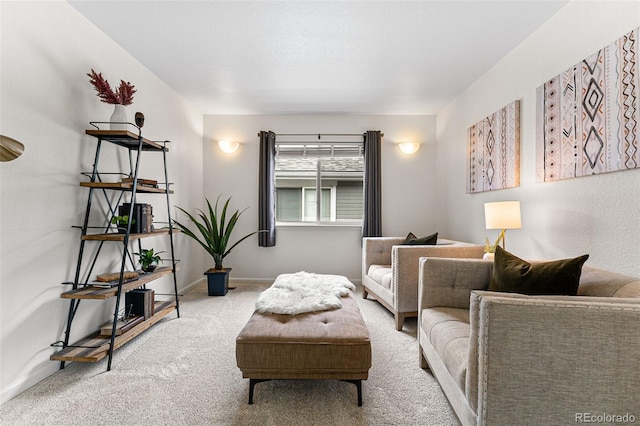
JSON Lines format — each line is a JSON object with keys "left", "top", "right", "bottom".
{"left": 536, "top": 26, "right": 640, "bottom": 182}
{"left": 467, "top": 100, "right": 520, "bottom": 193}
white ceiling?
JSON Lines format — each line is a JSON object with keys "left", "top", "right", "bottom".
{"left": 69, "top": 0, "right": 568, "bottom": 115}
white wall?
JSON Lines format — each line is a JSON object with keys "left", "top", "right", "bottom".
{"left": 202, "top": 114, "right": 436, "bottom": 281}
{"left": 0, "top": 2, "right": 204, "bottom": 403}
{"left": 436, "top": 1, "right": 640, "bottom": 277}
{"left": 8, "top": 0, "right": 637, "bottom": 406}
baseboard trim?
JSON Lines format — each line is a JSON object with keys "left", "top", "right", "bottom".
{"left": 1, "top": 359, "right": 60, "bottom": 404}
{"left": 229, "top": 277, "right": 274, "bottom": 285}
{"left": 229, "top": 277, "right": 362, "bottom": 285}
{"left": 180, "top": 276, "right": 206, "bottom": 294}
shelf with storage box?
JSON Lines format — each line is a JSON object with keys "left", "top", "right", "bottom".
{"left": 51, "top": 122, "right": 180, "bottom": 371}
{"left": 50, "top": 300, "right": 175, "bottom": 363}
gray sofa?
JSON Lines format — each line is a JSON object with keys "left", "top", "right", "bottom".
{"left": 418, "top": 257, "right": 640, "bottom": 425}
{"left": 362, "top": 237, "right": 484, "bottom": 330}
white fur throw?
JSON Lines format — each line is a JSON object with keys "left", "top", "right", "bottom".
{"left": 255, "top": 272, "right": 356, "bottom": 315}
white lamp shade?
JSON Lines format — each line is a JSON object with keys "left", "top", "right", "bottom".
{"left": 398, "top": 142, "right": 420, "bottom": 155}
{"left": 218, "top": 140, "right": 240, "bottom": 153}
{"left": 484, "top": 201, "right": 521, "bottom": 230}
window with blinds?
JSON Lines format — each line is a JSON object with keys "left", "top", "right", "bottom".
{"left": 274, "top": 137, "right": 364, "bottom": 224}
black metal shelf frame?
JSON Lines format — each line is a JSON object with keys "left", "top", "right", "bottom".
{"left": 57, "top": 122, "right": 180, "bottom": 371}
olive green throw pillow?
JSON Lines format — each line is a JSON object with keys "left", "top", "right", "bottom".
{"left": 489, "top": 246, "right": 589, "bottom": 296}
{"left": 403, "top": 232, "right": 438, "bottom": 245}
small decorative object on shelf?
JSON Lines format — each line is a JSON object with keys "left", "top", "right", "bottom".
{"left": 134, "top": 248, "right": 164, "bottom": 273}
{"left": 111, "top": 215, "right": 134, "bottom": 233}
{"left": 135, "top": 111, "right": 145, "bottom": 128}
{"left": 110, "top": 105, "right": 127, "bottom": 130}
{"left": 87, "top": 69, "right": 136, "bottom": 130}
{"left": 99, "top": 315, "right": 144, "bottom": 336}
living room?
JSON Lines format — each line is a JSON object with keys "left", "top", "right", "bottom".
{"left": 1, "top": 0, "right": 639, "bottom": 424}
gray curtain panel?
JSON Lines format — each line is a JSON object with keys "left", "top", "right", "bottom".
{"left": 363, "top": 130, "right": 382, "bottom": 237}
{"left": 258, "top": 130, "right": 277, "bottom": 247}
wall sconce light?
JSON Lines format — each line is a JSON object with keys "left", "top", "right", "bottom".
{"left": 0, "top": 135, "right": 25, "bottom": 162}
{"left": 484, "top": 200, "right": 522, "bottom": 249}
{"left": 218, "top": 140, "right": 240, "bottom": 153}
{"left": 397, "top": 142, "right": 420, "bottom": 155}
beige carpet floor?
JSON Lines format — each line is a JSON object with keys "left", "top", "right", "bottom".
{"left": 0, "top": 281, "right": 458, "bottom": 425}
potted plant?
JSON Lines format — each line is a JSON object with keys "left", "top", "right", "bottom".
{"left": 134, "top": 248, "right": 164, "bottom": 273}
{"left": 87, "top": 69, "right": 136, "bottom": 130}
{"left": 111, "top": 215, "right": 135, "bottom": 233}
{"left": 173, "top": 195, "right": 263, "bottom": 296}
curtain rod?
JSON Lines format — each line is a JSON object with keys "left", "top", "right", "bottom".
{"left": 275, "top": 141, "right": 362, "bottom": 145}
{"left": 257, "top": 132, "right": 384, "bottom": 137}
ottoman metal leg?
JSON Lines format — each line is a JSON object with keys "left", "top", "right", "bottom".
{"left": 248, "top": 379, "right": 271, "bottom": 404}
{"left": 342, "top": 379, "right": 363, "bottom": 406}
{"left": 248, "top": 379, "right": 363, "bottom": 406}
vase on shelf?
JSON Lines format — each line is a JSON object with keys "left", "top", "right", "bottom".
{"left": 483, "top": 252, "right": 495, "bottom": 261}
{"left": 109, "top": 104, "right": 128, "bottom": 130}
{"left": 142, "top": 265, "right": 157, "bottom": 274}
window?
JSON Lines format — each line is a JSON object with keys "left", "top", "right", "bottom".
{"left": 275, "top": 142, "right": 364, "bottom": 224}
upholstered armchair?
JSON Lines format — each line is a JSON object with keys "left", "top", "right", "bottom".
{"left": 417, "top": 257, "right": 640, "bottom": 425}
{"left": 361, "top": 237, "right": 484, "bottom": 330}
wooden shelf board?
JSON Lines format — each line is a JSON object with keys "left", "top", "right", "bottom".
{"left": 61, "top": 266, "right": 178, "bottom": 300}
{"left": 79, "top": 182, "right": 173, "bottom": 194}
{"left": 50, "top": 301, "right": 175, "bottom": 363}
{"left": 85, "top": 129, "right": 168, "bottom": 152}
{"left": 82, "top": 227, "right": 179, "bottom": 241}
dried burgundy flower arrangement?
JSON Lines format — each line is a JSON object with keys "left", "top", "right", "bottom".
{"left": 87, "top": 69, "right": 136, "bottom": 105}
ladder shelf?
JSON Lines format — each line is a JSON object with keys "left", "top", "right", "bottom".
{"left": 50, "top": 122, "right": 180, "bottom": 371}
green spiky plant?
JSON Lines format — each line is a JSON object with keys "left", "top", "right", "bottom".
{"left": 173, "top": 196, "right": 262, "bottom": 270}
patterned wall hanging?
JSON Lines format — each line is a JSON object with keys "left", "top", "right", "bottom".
{"left": 536, "top": 26, "right": 640, "bottom": 182}
{"left": 467, "top": 100, "right": 521, "bottom": 193}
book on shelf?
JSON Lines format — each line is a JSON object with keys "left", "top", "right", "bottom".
{"left": 121, "top": 177, "right": 158, "bottom": 188}
{"left": 96, "top": 271, "right": 139, "bottom": 282}
{"left": 141, "top": 204, "right": 153, "bottom": 233}
{"left": 91, "top": 276, "right": 140, "bottom": 288}
{"left": 119, "top": 203, "right": 154, "bottom": 233}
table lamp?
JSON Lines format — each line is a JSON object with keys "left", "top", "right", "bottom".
{"left": 484, "top": 201, "right": 521, "bottom": 249}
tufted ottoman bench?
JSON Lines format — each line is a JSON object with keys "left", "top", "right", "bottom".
{"left": 235, "top": 283, "right": 372, "bottom": 406}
